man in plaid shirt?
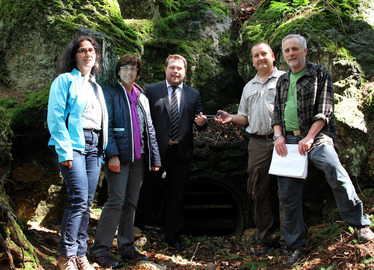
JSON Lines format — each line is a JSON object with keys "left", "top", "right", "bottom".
{"left": 272, "top": 34, "right": 374, "bottom": 267}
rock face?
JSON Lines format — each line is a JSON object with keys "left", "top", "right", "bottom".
{"left": 1, "top": 0, "right": 374, "bottom": 239}
{"left": 236, "top": 0, "right": 374, "bottom": 188}
{"left": 118, "top": 0, "right": 161, "bottom": 19}
{"left": 138, "top": 5, "right": 245, "bottom": 113}
{"left": 0, "top": 0, "right": 133, "bottom": 93}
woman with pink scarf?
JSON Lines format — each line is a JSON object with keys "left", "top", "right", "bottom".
{"left": 89, "top": 54, "right": 161, "bottom": 268}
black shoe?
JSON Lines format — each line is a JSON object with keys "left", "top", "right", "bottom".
{"left": 168, "top": 241, "right": 186, "bottom": 250}
{"left": 251, "top": 245, "right": 273, "bottom": 257}
{"left": 286, "top": 247, "right": 304, "bottom": 267}
{"left": 89, "top": 254, "right": 119, "bottom": 268}
{"left": 121, "top": 251, "right": 147, "bottom": 262}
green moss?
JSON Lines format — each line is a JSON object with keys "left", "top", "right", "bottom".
{"left": 237, "top": 0, "right": 374, "bottom": 80}
{"left": 154, "top": 11, "right": 200, "bottom": 39}
{"left": 0, "top": 106, "right": 13, "bottom": 169}
{"left": 9, "top": 84, "right": 50, "bottom": 132}
{"left": 158, "top": 0, "right": 182, "bottom": 17}
{"left": 124, "top": 19, "right": 155, "bottom": 47}
{"left": 0, "top": 0, "right": 141, "bottom": 59}
{"left": 238, "top": 0, "right": 362, "bottom": 49}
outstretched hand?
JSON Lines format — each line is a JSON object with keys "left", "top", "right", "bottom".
{"left": 214, "top": 110, "right": 232, "bottom": 124}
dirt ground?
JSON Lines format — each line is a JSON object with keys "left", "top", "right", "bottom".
{"left": 26, "top": 207, "right": 374, "bottom": 270}
{"left": 2, "top": 89, "right": 374, "bottom": 269}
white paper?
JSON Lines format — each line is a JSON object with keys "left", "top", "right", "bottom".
{"left": 269, "top": 144, "right": 308, "bottom": 179}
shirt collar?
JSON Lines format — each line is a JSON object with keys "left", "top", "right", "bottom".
{"left": 253, "top": 67, "right": 280, "bottom": 84}
{"left": 166, "top": 80, "right": 183, "bottom": 90}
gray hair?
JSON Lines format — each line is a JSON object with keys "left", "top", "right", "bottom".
{"left": 282, "top": 34, "right": 307, "bottom": 50}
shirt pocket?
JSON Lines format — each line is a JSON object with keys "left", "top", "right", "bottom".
{"left": 265, "top": 82, "right": 277, "bottom": 108}
{"left": 113, "top": 128, "right": 125, "bottom": 137}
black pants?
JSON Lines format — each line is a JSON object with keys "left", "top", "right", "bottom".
{"left": 136, "top": 145, "right": 191, "bottom": 243}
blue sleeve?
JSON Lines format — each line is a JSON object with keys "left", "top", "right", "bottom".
{"left": 47, "top": 75, "right": 73, "bottom": 163}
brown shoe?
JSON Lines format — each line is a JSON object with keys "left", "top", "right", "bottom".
{"left": 57, "top": 256, "right": 78, "bottom": 270}
{"left": 76, "top": 256, "right": 95, "bottom": 270}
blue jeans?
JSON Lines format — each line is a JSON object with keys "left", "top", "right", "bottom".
{"left": 278, "top": 134, "right": 371, "bottom": 250}
{"left": 58, "top": 130, "right": 101, "bottom": 257}
{"left": 90, "top": 157, "right": 144, "bottom": 257}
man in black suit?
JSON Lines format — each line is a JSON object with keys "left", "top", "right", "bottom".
{"left": 136, "top": 54, "right": 207, "bottom": 249}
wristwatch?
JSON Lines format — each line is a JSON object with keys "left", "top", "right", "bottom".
{"left": 273, "top": 134, "right": 283, "bottom": 140}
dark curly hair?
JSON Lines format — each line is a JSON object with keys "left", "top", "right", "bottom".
{"left": 55, "top": 35, "right": 101, "bottom": 77}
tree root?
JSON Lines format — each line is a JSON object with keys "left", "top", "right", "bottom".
{"left": 0, "top": 198, "right": 26, "bottom": 268}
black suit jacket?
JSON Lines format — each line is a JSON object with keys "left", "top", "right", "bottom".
{"left": 145, "top": 81, "right": 205, "bottom": 162}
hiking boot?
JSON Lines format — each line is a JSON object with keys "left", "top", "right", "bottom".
{"left": 286, "top": 247, "right": 304, "bottom": 267}
{"left": 57, "top": 256, "right": 78, "bottom": 270}
{"left": 356, "top": 227, "right": 374, "bottom": 243}
{"left": 121, "top": 250, "right": 147, "bottom": 261}
{"left": 282, "top": 246, "right": 291, "bottom": 256}
{"left": 89, "top": 254, "right": 119, "bottom": 268}
{"left": 251, "top": 245, "right": 273, "bottom": 257}
{"left": 76, "top": 256, "right": 95, "bottom": 270}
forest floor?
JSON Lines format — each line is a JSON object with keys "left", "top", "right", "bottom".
{"left": 2, "top": 87, "right": 374, "bottom": 269}
{"left": 26, "top": 201, "right": 374, "bottom": 270}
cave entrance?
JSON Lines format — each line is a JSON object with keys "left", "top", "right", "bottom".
{"left": 183, "top": 179, "right": 243, "bottom": 236}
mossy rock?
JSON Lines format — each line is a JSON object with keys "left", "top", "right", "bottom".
{"left": 0, "top": 0, "right": 139, "bottom": 93}
{"left": 138, "top": 3, "right": 244, "bottom": 112}
{"left": 0, "top": 106, "right": 12, "bottom": 183}
{"left": 236, "top": 0, "right": 374, "bottom": 82}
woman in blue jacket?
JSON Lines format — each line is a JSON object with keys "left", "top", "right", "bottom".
{"left": 47, "top": 35, "right": 108, "bottom": 270}
{"left": 89, "top": 54, "right": 161, "bottom": 268}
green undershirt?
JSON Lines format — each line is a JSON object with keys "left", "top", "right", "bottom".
{"left": 284, "top": 68, "right": 305, "bottom": 131}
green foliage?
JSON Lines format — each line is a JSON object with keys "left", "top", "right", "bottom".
{"left": 154, "top": 11, "right": 198, "bottom": 39}
{"left": 11, "top": 84, "right": 51, "bottom": 131}
{"left": 242, "top": 260, "right": 270, "bottom": 269}
{"left": 158, "top": 0, "right": 181, "bottom": 17}
{"left": 265, "top": 2, "right": 294, "bottom": 20}
{"left": 0, "top": 106, "right": 13, "bottom": 169}
{"left": 313, "top": 222, "right": 345, "bottom": 244}
{"left": 0, "top": 98, "right": 16, "bottom": 111}
{"left": 318, "top": 261, "right": 338, "bottom": 269}
{"left": 225, "top": 253, "right": 240, "bottom": 259}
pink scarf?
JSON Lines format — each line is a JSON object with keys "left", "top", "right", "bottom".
{"left": 125, "top": 85, "right": 142, "bottom": 160}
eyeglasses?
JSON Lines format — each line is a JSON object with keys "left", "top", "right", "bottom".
{"left": 120, "top": 66, "right": 138, "bottom": 72}
{"left": 76, "top": 48, "right": 96, "bottom": 55}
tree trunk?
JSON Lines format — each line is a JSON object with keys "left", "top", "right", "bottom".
{"left": 0, "top": 106, "right": 39, "bottom": 269}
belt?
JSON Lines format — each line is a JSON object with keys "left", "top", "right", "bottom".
{"left": 285, "top": 130, "right": 301, "bottom": 136}
{"left": 250, "top": 133, "right": 273, "bottom": 140}
{"left": 83, "top": 128, "right": 100, "bottom": 134}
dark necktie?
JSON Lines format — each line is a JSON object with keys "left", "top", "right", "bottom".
{"left": 170, "top": 86, "right": 179, "bottom": 141}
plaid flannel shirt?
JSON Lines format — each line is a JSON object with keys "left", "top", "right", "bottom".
{"left": 272, "top": 60, "right": 338, "bottom": 148}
